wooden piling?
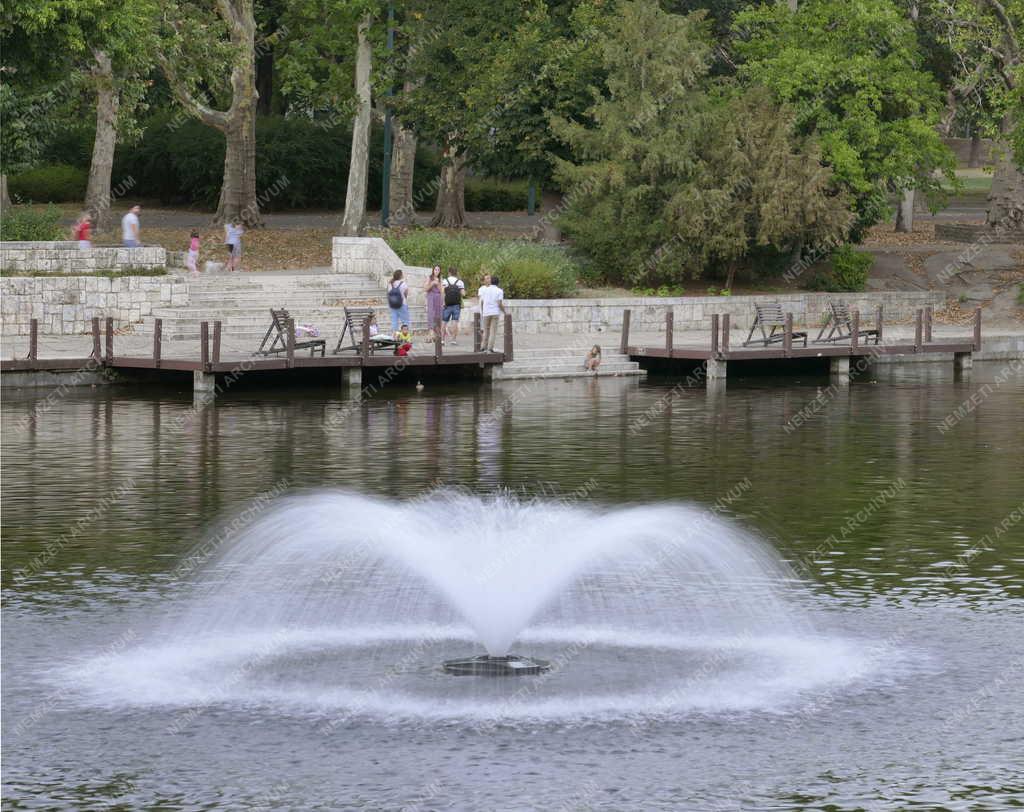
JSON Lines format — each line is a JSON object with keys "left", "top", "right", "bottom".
{"left": 710, "top": 313, "right": 719, "bottom": 354}
{"left": 914, "top": 310, "right": 923, "bottom": 352}
{"left": 212, "top": 321, "right": 221, "bottom": 363}
{"left": 27, "top": 318, "right": 38, "bottom": 361}
{"left": 620, "top": 309, "right": 631, "bottom": 355}
{"left": 721, "top": 314, "right": 730, "bottom": 352}
{"left": 200, "top": 321, "right": 210, "bottom": 368}
{"left": 851, "top": 310, "right": 860, "bottom": 350}
{"left": 924, "top": 305, "right": 933, "bottom": 343}
{"left": 783, "top": 313, "right": 793, "bottom": 355}
{"left": 974, "top": 307, "right": 982, "bottom": 351}
{"left": 473, "top": 313, "right": 482, "bottom": 353}
{"left": 665, "top": 310, "right": 674, "bottom": 355}
{"left": 105, "top": 317, "right": 113, "bottom": 361}
{"left": 91, "top": 317, "right": 101, "bottom": 360}
{"left": 153, "top": 318, "right": 162, "bottom": 367}
{"left": 503, "top": 313, "right": 513, "bottom": 362}
{"left": 285, "top": 318, "right": 295, "bottom": 368}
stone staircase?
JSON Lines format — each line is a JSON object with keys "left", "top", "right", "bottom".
{"left": 493, "top": 347, "right": 645, "bottom": 381}
{"left": 134, "top": 271, "right": 427, "bottom": 344}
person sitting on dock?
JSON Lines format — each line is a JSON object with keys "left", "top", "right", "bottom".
{"left": 584, "top": 345, "right": 601, "bottom": 372}
{"left": 394, "top": 323, "right": 413, "bottom": 357}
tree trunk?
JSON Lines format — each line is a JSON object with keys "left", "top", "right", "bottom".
{"left": 968, "top": 131, "right": 983, "bottom": 168}
{"left": 340, "top": 13, "right": 373, "bottom": 237}
{"left": 84, "top": 51, "right": 120, "bottom": 234}
{"left": 724, "top": 261, "right": 737, "bottom": 292}
{"left": 895, "top": 188, "right": 915, "bottom": 233}
{"left": 388, "top": 121, "right": 417, "bottom": 226}
{"left": 430, "top": 141, "right": 466, "bottom": 228}
{"left": 1, "top": 174, "right": 11, "bottom": 213}
{"left": 986, "top": 145, "right": 1024, "bottom": 231}
{"left": 158, "top": 0, "right": 262, "bottom": 227}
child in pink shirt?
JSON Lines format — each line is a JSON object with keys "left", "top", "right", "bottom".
{"left": 187, "top": 230, "right": 200, "bottom": 275}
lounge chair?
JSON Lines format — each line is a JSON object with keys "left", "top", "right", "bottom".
{"left": 254, "top": 308, "right": 326, "bottom": 357}
{"left": 814, "top": 300, "right": 881, "bottom": 344}
{"left": 743, "top": 302, "right": 808, "bottom": 347}
{"left": 333, "top": 306, "right": 398, "bottom": 354}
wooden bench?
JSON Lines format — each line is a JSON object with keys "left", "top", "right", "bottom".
{"left": 254, "top": 308, "right": 326, "bottom": 357}
{"left": 333, "top": 306, "right": 398, "bottom": 354}
{"left": 814, "top": 300, "right": 880, "bottom": 345}
{"left": 743, "top": 302, "right": 807, "bottom": 347}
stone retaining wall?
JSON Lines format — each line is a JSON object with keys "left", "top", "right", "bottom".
{"left": 506, "top": 291, "right": 947, "bottom": 334}
{"left": 0, "top": 241, "right": 167, "bottom": 273}
{"left": 934, "top": 223, "right": 1024, "bottom": 244}
{"left": 1, "top": 275, "right": 189, "bottom": 335}
{"left": 332, "top": 236, "right": 430, "bottom": 288}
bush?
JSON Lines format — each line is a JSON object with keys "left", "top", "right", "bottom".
{"left": 113, "top": 111, "right": 441, "bottom": 211}
{"left": 806, "top": 245, "right": 873, "bottom": 292}
{"left": 464, "top": 177, "right": 530, "bottom": 211}
{"left": 8, "top": 164, "right": 87, "bottom": 203}
{"left": 388, "top": 231, "right": 578, "bottom": 298}
{"left": 0, "top": 205, "right": 64, "bottom": 240}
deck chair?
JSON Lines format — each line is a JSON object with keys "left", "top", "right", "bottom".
{"left": 333, "top": 306, "right": 398, "bottom": 354}
{"left": 254, "top": 308, "right": 326, "bottom": 357}
{"left": 814, "top": 300, "right": 880, "bottom": 344}
{"left": 743, "top": 302, "right": 808, "bottom": 347}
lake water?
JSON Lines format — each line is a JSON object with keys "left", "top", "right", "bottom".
{"left": 3, "top": 362, "right": 1023, "bottom": 810}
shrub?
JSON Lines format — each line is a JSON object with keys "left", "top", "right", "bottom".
{"left": 8, "top": 164, "right": 87, "bottom": 203}
{"left": 388, "top": 232, "right": 578, "bottom": 297}
{"left": 464, "top": 177, "right": 530, "bottom": 211}
{"left": 113, "top": 111, "right": 441, "bottom": 211}
{"left": 806, "top": 245, "right": 873, "bottom": 292}
{"left": 0, "top": 205, "right": 64, "bottom": 240}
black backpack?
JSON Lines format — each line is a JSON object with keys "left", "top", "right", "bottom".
{"left": 444, "top": 278, "right": 462, "bottom": 306}
{"left": 387, "top": 282, "right": 404, "bottom": 309}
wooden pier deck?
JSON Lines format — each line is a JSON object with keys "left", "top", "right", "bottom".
{"left": 2, "top": 313, "right": 512, "bottom": 390}
{"left": 621, "top": 306, "right": 981, "bottom": 385}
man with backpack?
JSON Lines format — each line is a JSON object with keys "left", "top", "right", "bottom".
{"left": 442, "top": 267, "right": 466, "bottom": 344}
{"left": 386, "top": 269, "right": 410, "bottom": 335}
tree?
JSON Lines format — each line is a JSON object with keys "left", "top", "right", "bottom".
{"left": 551, "top": 0, "right": 850, "bottom": 286}
{"left": 339, "top": 11, "right": 373, "bottom": 235}
{"left": 158, "top": 0, "right": 263, "bottom": 226}
{"left": 938, "top": 0, "right": 1024, "bottom": 231}
{"left": 732, "top": 0, "right": 957, "bottom": 237}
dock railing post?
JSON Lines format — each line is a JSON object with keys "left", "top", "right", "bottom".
{"left": 876, "top": 305, "right": 884, "bottom": 343}
{"left": 914, "top": 310, "right": 923, "bottom": 352}
{"left": 153, "top": 318, "right": 163, "bottom": 367}
{"left": 783, "top": 313, "right": 793, "bottom": 356}
{"left": 973, "top": 307, "right": 982, "bottom": 351}
{"left": 212, "top": 321, "right": 221, "bottom": 364}
{"left": 503, "top": 313, "right": 513, "bottom": 362}
{"left": 711, "top": 313, "right": 720, "bottom": 354}
{"left": 851, "top": 310, "right": 860, "bottom": 350}
{"left": 721, "top": 314, "right": 730, "bottom": 353}
{"left": 473, "top": 313, "right": 481, "bottom": 353}
{"left": 665, "top": 310, "right": 674, "bottom": 355}
{"left": 105, "top": 317, "right": 114, "bottom": 362}
{"left": 361, "top": 320, "right": 370, "bottom": 358}
{"left": 620, "top": 309, "right": 631, "bottom": 355}
{"left": 91, "top": 317, "right": 101, "bottom": 360}
{"left": 435, "top": 328, "right": 443, "bottom": 359}
{"left": 924, "top": 305, "right": 933, "bottom": 343}
{"left": 285, "top": 318, "right": 295, "bottom": 368}
{"left": 27, "top": 318, "right": 38, "bottom": 361}
{"left": 200, "top": 321, "right": 210, "bottom": 369}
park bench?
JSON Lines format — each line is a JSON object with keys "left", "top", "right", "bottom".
{"left": 333, "top": 306, "right": 398, "bottom": 354}
{"left": 814, "top": 300, "right": 881, "bottom": 345}
{"left": 743, "top": 302, "right": 808, "bottom": 347}
{"left": 254, "top": 308, "right": 326, "bottom": 357}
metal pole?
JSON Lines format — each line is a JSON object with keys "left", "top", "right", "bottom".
{"left": 380, "top": 1, "right": 395, "bottom": 228}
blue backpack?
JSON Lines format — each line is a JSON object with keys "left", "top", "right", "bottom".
{"left": 387, "top": 282, "right": 404, "bottom": 309}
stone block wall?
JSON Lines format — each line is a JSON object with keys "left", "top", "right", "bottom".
{"left": 1, "top": 275, "right": 189, "bottom": 335}
{"left": 0, "top": 242, "right": 167, "bottom": 274}
{"left": 505, "top": 291, "right": 948, "bottom": 335}
{"left": 331, "top": 236, "right": 430, "bottom": 290}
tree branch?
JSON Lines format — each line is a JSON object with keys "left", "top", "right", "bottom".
{"left": 156, "top": 51, "right": 229, "bottom": 130}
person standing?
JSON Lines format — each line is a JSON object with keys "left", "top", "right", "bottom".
{"left": 121, "top": 205, "right": 141, "bottom": 247}
{"left": 186, "top": 230, "right": 201, "bottom": 275}
{"left": 442, "top": 267, "right": 465, "bottom": 345}
{"left": 424, "top": 265, "right": 444, "bottom": 343}
{"left": 386, "top": 269, "right": 410, "bottom": 335}
{"left": 477, "top": 273, "right": 506, "bottom": 352}
{"left": 72, "top": 212, "right": 91, "bottom": 249}
{"left": 224, "top": 220, "right": 244, "bottom": 272}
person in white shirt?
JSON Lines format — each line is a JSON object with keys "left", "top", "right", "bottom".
{"left": 121, "top": 205, "right": 141, "bottom": 247}
{"left": 477, "top": 273, "right": 506, "bottom": 352}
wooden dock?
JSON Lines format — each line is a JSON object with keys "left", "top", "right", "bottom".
{"left": 2, "top": 313, "right": 513, "bottom": 392}
{"left": 621, "top": 306, "right": 981, "bottom": 386}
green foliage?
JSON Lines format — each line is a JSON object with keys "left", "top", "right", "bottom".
{"left": 806, "top": 245, "right": 873, "bottom": 292}
{"left": 552, "top": 1, "right": 851, "bottom": 287}
{"left": 113, "top": 112, "right": 440, "bottom": 210}
{"left": 633, "top": 285, "right": 687, "bottom": 297}
{"left": 8, "top": 165, "right": 88, "bottom": 203}
{"left": 388, "top": 231, "right": 578, "bottom": 297}
{"left": 0, "top": 205, "right": 64, "bottom": 240}
{"left": 732, "top": 0, "right": 957, "bottom": 234}
{"left": 464, "top": 178, "right": 530, "bottom": 212}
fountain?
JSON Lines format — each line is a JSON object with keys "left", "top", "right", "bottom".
{"left": 61, "top": 490, "right": 877, "bottom": 721}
